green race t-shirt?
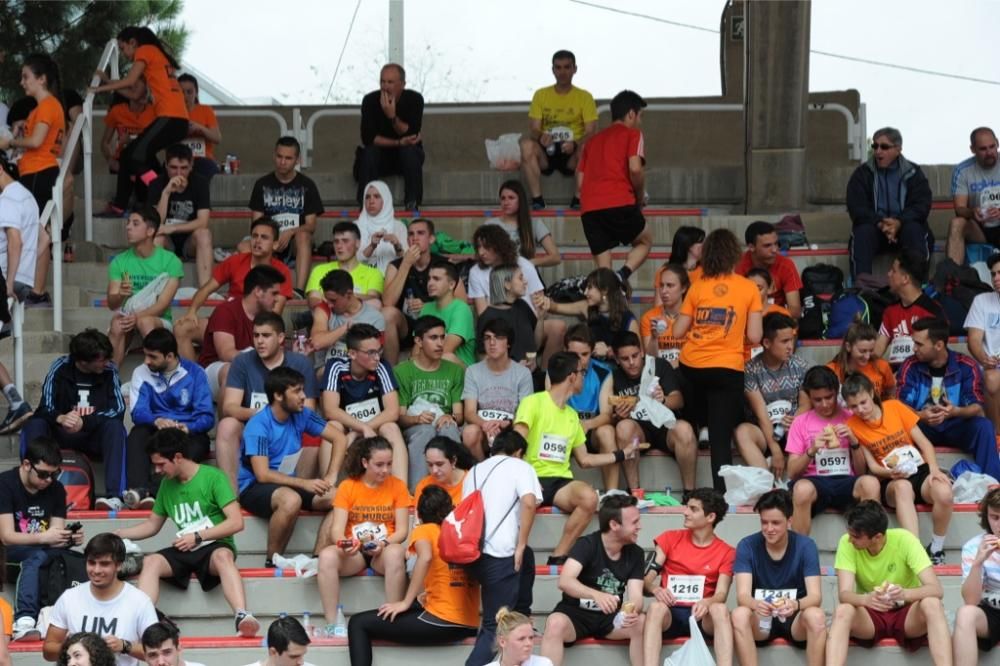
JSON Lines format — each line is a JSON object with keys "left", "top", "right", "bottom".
{"left": 394, "top": 359, "right": 464, "bottom": 412}
{"left": 833, "top": 528, "right": 931, "bottom": 592}
{"left": 152, "top": 464, "right": 238, "bottom": 552}
{"left": 108, "top": 247, "right": 184, "bottom": 321}
{"left": 420, "top": 299, "right": 476, "bottom": 367}
{"left": 515, "top": 391, "right": 586, "bottom": 480}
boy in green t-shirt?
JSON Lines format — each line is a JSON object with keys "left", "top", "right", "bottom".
{"left": 515, "top": 351, "right": 638, "bottom": 566}
{"left": 827, "top": 500, "right": 950, "bottom": 666}
{"left": 115, "top": 428, "right": 260, "bottom": 638}
{"left": 107, "top": 209, "right": 184, "bottom": 366}
{"left": 419, "top": 260, "right": 475, "bottom": 367}
{"left": 394, "top": 315, "right": 464, "bottom": 488}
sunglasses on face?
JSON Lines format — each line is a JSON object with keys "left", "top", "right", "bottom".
{"left": 30, "top": 463, "right": 60, "bottom": 480}
{"left": 872, "top": 143, "right": 896, "bottom": 151}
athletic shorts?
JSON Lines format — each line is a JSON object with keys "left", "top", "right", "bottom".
{"left": 540, "top": 146, "right": 575, "bottom": 176}
{"left": 551, "top": 602, "right": 616, "bottom": 643}
{"left": 661, "top": 605, "right": 704, "bottom": 639}
{"left": 880, "top": 463, "right": 931, "bottom": 506}
{"left": 792, "top": 475, "right": 859, "bottom": 515}
{"left": 164, "top": 231, "right": 195, "bottom": 259}
{"left": 861, "top": 604, "right": 920, "bottom": 650}
{"left": 755, "top": 610, "right": 806, "bottom": 648}
{"left": 976, "top": 220, "right": 1000, "bottom": 247}
{"left": 638, "top": 420, "right": 669, "bottom": 453}
{"left": 539, "top": 477, "right": 572, "bottom": 507}
{"left": 157, "top": 541, "right": 231, "bottom": 591}
{"left": 239, "top": 482, "right": 316, "bottom": 518}
{"left": 581, "top": 205, "right": 646, "bottom": 256}
{"left": 977, "top": 601, "right": 1000, "bottom": 652}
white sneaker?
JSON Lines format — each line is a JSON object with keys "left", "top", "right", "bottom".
{"left": 12, "top": 616, "right": 40, "bottom": 641}
{"left": 94, "top": 497, "right": 125, "bottom": 512}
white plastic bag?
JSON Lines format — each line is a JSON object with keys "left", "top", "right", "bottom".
{"left": 121, "top": 272, "right": 172, "bottom": 315}
{"left": 272, "top": 553, "right": 320, "bottom": 578}
{"left": 485, "top": 133, "right": 522, "bottom": 170}
{"left": 631, "top": 356, "right": 677, "bottom": 429}
{"left": 664, "top": 616, "right": 716, "bottom": 666}
{"left": 953, "top": 471, "right": 998, "bottom": 504}
{"left": 719, "top": 465, "right": 774, "bottom": 506}
{"left": 408, "top": 397, "right": 445, "bottom": 419}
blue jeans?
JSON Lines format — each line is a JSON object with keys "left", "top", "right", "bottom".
{"left": 465, "top": 548, "right": 535, "bottom": 666}
{"left": 20, "top": 417, "right": 128, "bottom": 497}
{"left": 918, "top": 416, "right": 1000, "bottom": 480}
{"left": 6, "top": 546, "right": 61, "bottom": 620}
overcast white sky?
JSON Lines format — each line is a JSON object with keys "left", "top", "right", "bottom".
{"left": 179, "top": 0, "right": 1000, "bottom": 164}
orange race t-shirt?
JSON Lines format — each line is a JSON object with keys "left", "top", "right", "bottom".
{"left": 0, "top": 597, "right": 12, "bottom": 636}
{"left": 846, "top": 399, "right": 920, "bottom": 466}
{"left": 19, "top": 95, "right": 65, "bottom": 175}
{"left": 640, "top": 306, "right": 687, "bottom": 364}
{"left": 654, "top": 529, "right": 735, "bottom": 604}
{"left": 679, "top": 273, "right": 762, "bottom": 372}
{"left": 578, "top": 123, "right": 644, "bottom": 213}
{"left": 185, "top": 104, "right": 219, "bottom": 159}
{"left": 134, "top": 44, "right": 188, "bottom": 119}
{"left": 334, "top": 475, "right": 412, "bottom": 539}
{"left": 408, "top": 522, "right": 480, "bottom": 626}
{"left": 104, "top": 102, "right": 156, "bottom": 159}
{"left": 413, "top": 471, "right": 466, "bottom": 508}
{"left": 826, "top": 357, "right": 896, "bottom": 400}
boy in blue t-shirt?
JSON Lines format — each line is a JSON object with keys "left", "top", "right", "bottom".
{"left": 731, "top": 489, "right": 826, "bottom": 666}
{"left": 238, "top": 366, "right": 346, "bottom": 566}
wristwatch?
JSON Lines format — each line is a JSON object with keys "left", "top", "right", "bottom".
{"left": 121, "top": 639, "right": 131, "bottom": 655}
{"left": 194, "top": 531, "right": 204, "bottom": 546}
{"left": 850, "top": 443, "right": 861, "bottom": 451}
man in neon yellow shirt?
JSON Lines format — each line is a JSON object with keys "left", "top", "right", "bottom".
{"left": 519, "top": 50, "right": 598, "bottom": 210}
{"left": 827, "top": 500, "right": 950, "bottom": 666}
{"left": 514, "top": 351, "right": 637, "bottom": 566}
{"left": 304, "top": 221, "right": 383, "bottom": 309}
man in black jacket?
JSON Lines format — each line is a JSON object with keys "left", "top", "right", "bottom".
{"left": 846, "top": 127, "right": 933, "bottom": 281}
{"left": 19, "top": 329, "right": 127, "bottom": 509}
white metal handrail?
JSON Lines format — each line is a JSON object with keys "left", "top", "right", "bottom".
{"left": 300, "top": 100, "right": 864, "bottom": 167}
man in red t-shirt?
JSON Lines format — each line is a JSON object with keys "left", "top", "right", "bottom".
{"left": 875, "top": 248, "right": 947, "bottom": 365}
{"left": 735, "top": 221, "right": 803, "bottom": 318}
{"left": 174, "top": 218, "right": 293, "bottom": 360}
{"left": 199, "top": 265, "right": 285, "bottom": 398}
{"left": 577, "top": 90, "right": 652, "bottom": 286}
{"left": 642, "top": 488, "right": 736, "bottom": 666}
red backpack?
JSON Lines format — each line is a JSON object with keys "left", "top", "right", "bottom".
{"left": 58, "top": 450, "right": 95, "bottom": 511}
{"left": 439, "top": 459, "right": 517, "bottom": 564}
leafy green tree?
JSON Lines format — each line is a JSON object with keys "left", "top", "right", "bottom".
{"left": 1, "top": 0, "right": 187, "bottom": 102}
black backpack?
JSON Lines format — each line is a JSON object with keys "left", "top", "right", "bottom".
{"left": 931, "top": 258, "right": 991, "bottom": 317}
{"left": 39, "top": 550, "right": 87, "bottom": 607}
{"left": 798, "top": 264, "right": 845, "bottom": 339}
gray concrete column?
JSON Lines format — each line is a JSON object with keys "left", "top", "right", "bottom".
{"left": 744, "top": 0, "right": 811, "bottom": 213}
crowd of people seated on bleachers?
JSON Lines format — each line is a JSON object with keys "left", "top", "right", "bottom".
{"left": 6, "top": 26, "right": 1000, "bottom": 666}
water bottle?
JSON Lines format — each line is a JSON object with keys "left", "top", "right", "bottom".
{"left": 758, "top": 596, "right": 773, "bottom": 633}
{"left": 302, "top": 611, "right": 313, "bottom": 637}
{"left": 613, "top": 611, "right": 625, "bottom": 629}
{"left": 404, "top": 288, "right": 414, "bottom": 316}
{"left": 333, "top": 604, "right": 348, "bottom": 638}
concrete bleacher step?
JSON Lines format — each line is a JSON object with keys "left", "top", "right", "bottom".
{"left": 9, "top": 635, "right": 942, "bottom": 666}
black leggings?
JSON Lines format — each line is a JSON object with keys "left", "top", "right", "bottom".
{"left": 21, "top": 166, "right": 60, "bottom": 212}
{"left": 113, "top": 116, "right": 188, "bottom": 208}
{"left": 347, "top": 605, "right": 477, "bottom": 666}
{"left": 679, "top": 364, "right": 745, "bottom": 491}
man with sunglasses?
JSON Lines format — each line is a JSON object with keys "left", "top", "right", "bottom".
{"left": 846, "top": 127, "right": 933, "bottom": 282}
{"left": 0, "top": 437, "right": 83, "bottom": 641}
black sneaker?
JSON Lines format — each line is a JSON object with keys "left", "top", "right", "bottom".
{"left": 531, "top": 196, "right": 546, "bottom": 210}
{"left": 25, "top": 291, "right": 51, "bottom": 307}
{"left": 0, "top": 403, "right": 33, "bottom": 434}
{"left": 569, "top": 196, "right": 580, "bottom": 210}
{"left": 291, "top": 288, "right": 306, "bottom": 300}
{"left": 546, "top": 555, "right": 568, "bottom": 566}
{"left": 925, "top": 543, "right": 945, "bottom": 566}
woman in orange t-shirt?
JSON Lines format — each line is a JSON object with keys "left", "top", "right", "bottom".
{"left": 178, "top": 73, "right": 223, "bottom": 179}
{"left": 826, "top": 320, "right": 896, "bottom": 400}
{"left": 674, "top": 228, "right": 763, "bottom": 490}
{"left": 640, "top": 263, "right": 689, "bottom": 366}
{"left": 318, "top": 436, "right": 412, "bottom": 628}
{"left": 413, "top": 436, "right": 473, "bottom": 507}
{"left": 347, "top": 485, "right": 479, "bottom": 664}
{"left": 653, "top": 225, "right": 704, "bottom": 307}
{"left": 841, "top": 372, "right": 953, "bottom": 548}
{"left": 101, "top": 78, "right": 154, "bottom": 173}
{"left": 0, "top": 54, "right": 65, "bottom": 212}
{"left": 90, "top": 26, "right": 189, "bottom": 213}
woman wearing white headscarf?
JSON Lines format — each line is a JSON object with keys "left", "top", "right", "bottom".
{"left": 358, "top": 180, "right": 409, "bottom": 272}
